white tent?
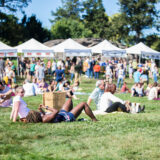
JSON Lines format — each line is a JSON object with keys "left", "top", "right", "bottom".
{"left": 0, "top": 41, "right": 17, "bottom": 57}
{"left": 126, "top": 42, "right": 159, "bottom": 55}
{"left": 51, "top": 38, "right": 91, "bottom": 57}
{"left": 126, "top": 42, "right": 160, "bottom": 60}
{"left": 15, "top": 38, "right": 54, "bottom": 58}
{"left": 90, "top": 40, "right": 126, "bottom": 57}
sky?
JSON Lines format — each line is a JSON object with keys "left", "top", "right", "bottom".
{"left": 13, "top": 0, "right": 120, "bottom": 29}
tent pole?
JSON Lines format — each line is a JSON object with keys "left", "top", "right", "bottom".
{"left": 17, "top": 57, "right": 19, "bottom": 76}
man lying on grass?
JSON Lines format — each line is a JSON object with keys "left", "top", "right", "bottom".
{"left": 10, "top": 86, "right": 97, "bottom": 123}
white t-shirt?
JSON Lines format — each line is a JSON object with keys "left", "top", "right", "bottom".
{"left": 23, "top": 83, "right": 36, "bottom": 97}
{"left": 99, "top": 92, "right": 125, "bottom": 111}
{"left": 118, "top": 69, "right": 124, "bottom": 79}
{"left": 148, "top": 87, "right": 157, "bottom": 100}
{"left": 13, "top": 95, "right": 30, "bottom": 118}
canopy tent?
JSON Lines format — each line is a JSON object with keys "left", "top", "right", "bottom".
{"left": 15, "top": 38, "right": 54, "bottom": 57}
{"left": 90, "top": 40, "right": 126, "bottom": 57}
{"left": 0, "top": 41, "right": 17, "bottom": 57}
{"left": 51, "top": 38, "right": 91, "bottom": 57}
{"left": 126, "top": 42, "right": 159, "bottom": 55}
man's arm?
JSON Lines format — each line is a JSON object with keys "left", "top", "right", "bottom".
{"left": 40, "top": 105, "right": 58, "bottom": 123}
{"left": 87, "top": 97, "right": 92, "bottom": 106}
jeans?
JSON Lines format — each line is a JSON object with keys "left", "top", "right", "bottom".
{"left": 88, "top": 69, "right": 93, "bottom": 78}
{"left": 70, "top": 73, "right": 74, "bottom": 81}
{"left": 106, "top": 102, "right": 128, "bottom": 113}
{"left": 48, "top": 68, "right": 51, "bottom": 75}
{"left": 117, "top": 77, "right": 124, "bottom": 89}
{"left": 94, "top": 72, "right": 99, "bottom": 79}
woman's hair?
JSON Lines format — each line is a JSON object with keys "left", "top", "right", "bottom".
{"left": 105, "top": 84, "right": 116, "bottom": 94}
{"left": 153, "top": 82, "right": 158, "bottom": 87}
{"left": 26, "top": 110, "right": 42, "bottom": 123}
{"left": 15, "top": 86, "right": 24, "bottom": 94}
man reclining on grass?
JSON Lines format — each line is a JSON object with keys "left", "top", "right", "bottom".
{"left": 10, "top": 87, "right": 97, "bottom": 123}
{"left": 87, "top": 80, "right": 145, "bottom": 114}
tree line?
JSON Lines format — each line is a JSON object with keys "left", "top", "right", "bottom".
{"left": 0, "top": 0, "right": 160, "bottom": 50}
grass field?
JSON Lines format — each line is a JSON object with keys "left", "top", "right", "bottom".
{"left": 0, "top": 76, "right": 160, "bottom": 160}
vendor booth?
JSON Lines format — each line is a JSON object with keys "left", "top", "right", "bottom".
{"left": 15, "top": 38, "right": 54, "bottom": 58}
{"left": 0, "top": 41, "right": 17, "bottom": 57}
{"left": 90, "top": 40, "right": 126, "bottom": 57}
{"left": 51, "top": 38, "right": 91, "bottom": 58}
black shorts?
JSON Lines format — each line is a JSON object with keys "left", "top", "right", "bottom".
{"left": 30, "top": 71, "right": 35, "bottom": 76}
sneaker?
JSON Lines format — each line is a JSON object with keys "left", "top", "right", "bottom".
{"left": 77, "top": 118, "right": 88, "bottom": 121}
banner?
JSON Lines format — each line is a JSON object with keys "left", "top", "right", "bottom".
{"left": 0, "top": 50, "right": 17, "bottom": 57}
{"left": 141, "top": 51, "right": 160, "bottom": 60}
{"left": 65, "top": 49, "right": 92, "bottom": 57}
{"left": 23, "top": 50, "right": 54, "bottom": 58}
{"left": 102, "top": 50, "right": 126, "bottom": 57}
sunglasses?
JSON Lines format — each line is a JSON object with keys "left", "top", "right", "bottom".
{"left": 20, "top": 91, "right": 25, "bottom": 93}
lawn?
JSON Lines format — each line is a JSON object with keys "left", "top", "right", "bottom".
{"left": 0, "top": 76, "right": 160, "bottom": 160}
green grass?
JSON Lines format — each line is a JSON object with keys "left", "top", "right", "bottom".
{"left": 0, "top": 76, "right": 160, "bottom": 160}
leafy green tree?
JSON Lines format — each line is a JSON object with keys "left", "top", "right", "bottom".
{"left": 106, "top": 13, "right": 135, "bottom": 45}
{"left": 145, "top": 34, "right": 160, "bottom": 51}
{"left": 119, "top": 0, "right": 159, "bottom": 42}
{"left": 0, "top": 0, "right": 31, "bottom": 12}
{"left": 51, "top": 18, "right": 92, "bottom": 39}
{"left": 50, "top": 0, "right": 82, "bottom": 23}
{"left": 82, "top": 0, "right": 109, "bottom": 38}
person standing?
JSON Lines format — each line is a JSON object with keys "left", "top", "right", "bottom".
{"left": 30, "top": 61, "right": 36, "bottom": 80}
{"left": 93, "top": 62, "right": 101, "bottom": 79}
{"left": 37, "top": 63, "right": 45, "bottom": 81}
{"left": 0, "top": 58, "right": 5, "bottom": 80}
{"left": 117, "top": 66, "right": 125, "bottom": 89}
{"left": 47, "top": 60, "right": 52, "bottom": 75}
{"left": 51, "top": 60, "right": 57, "bottom": 76}
{"left": 55, "top": 65, "right": 64, "bottom": 82}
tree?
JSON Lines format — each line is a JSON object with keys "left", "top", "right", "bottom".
{"left": 145, "top": 34, "right": 160, "bottom": 51}
{"left": 82, "top": 0, "right": 109, "bottom": 38}
{"left": 24, "top": 15, "right": 51, "bottom": 42}
{"left": 51, "top": 18, "right": 92, "bottom": 39}
{"left": 119, "top": 0, "right": 159, "bottom": 42}
{"left": 0, "top": 0, "right": 31, "bottom": 12}
{"left": 0, "top": 13, "right": 51, "bottom": 45}
{"left": 0, "top": 12, "right": 24, "bottom": 45}
{"left": 50, "top": 0, "right": 82, "bottom": 23}
{"left": 106, "top": 13, "right": 134, "bottom": 45}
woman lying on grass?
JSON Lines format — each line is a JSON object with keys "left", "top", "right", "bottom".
{"left": 10, "top": 87, "right": 97, "bottom": 123}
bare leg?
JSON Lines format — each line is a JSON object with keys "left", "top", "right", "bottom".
{"left": 70, "top": 102, "right": 97, "bottom": 121}
{"left": 61, "top": 98, "right": 73, "bottom": 112}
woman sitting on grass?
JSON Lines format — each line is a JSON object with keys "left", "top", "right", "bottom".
{"left": 10, "top": 87, "right": 97, "bottom": 123}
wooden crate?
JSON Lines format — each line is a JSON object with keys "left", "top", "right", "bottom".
{"left": 42, "top": 92, "right": 66, "bottom": 111}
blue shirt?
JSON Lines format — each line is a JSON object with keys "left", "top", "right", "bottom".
{"left": 89, "top": 88, "right": 104, "bottom": 109}
{"left": 133, "top": 71, "right": 141, "bottom": 83}
{"left": 55, "top": 69, "right": 64, "bottom": 81}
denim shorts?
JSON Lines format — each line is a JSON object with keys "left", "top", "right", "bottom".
{"left": 58, "top": 109, "right": 75, "bottom": 122}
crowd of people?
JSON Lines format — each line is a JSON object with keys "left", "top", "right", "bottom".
{"left": 0, "top": 56, "right": 159, "bottom": 123}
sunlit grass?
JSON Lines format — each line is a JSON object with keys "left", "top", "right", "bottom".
{"left": 0, "top": 76, "right": 160, "bottom": 160}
